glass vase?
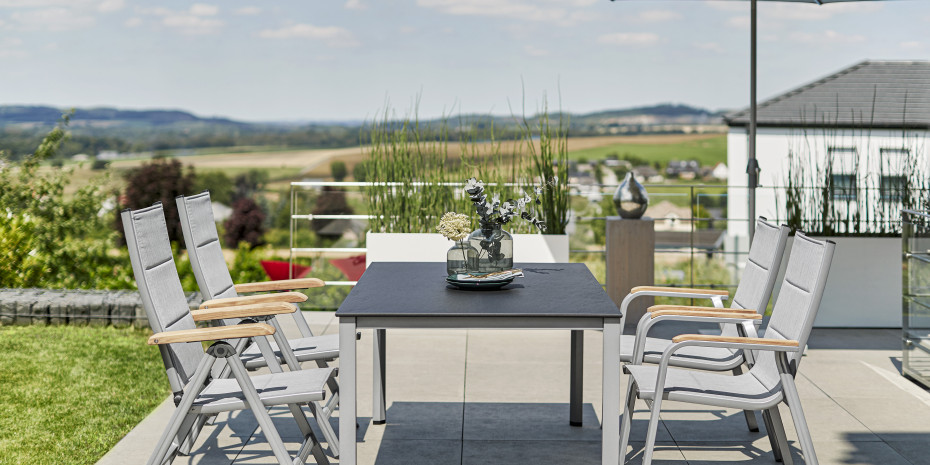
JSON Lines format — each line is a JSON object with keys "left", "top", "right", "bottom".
{"left": 467, "top": 222, "right": 513, "bottom": 273}
{"left": 446, "top": 240, "right": 478, "bottom": 276}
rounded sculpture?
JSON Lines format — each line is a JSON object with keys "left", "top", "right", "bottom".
{"left": 613, "top": 172, "right": 649, "bottom": 219}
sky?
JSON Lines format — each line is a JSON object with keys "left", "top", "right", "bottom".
{"left": 1, "top": 0, "right": 929, "bottom": 122}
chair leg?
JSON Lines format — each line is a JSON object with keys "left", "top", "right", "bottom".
{"left": 642, "top": 392, "right": 664, "bottom": 465}
{"left": 226, "top": 353, "right": 323, "bottom": 465}
{"left": 766, "top": 406, "right": 794, "bottom": 465}
{"left": 761, "top": 409, "right": 782, "bottom": 463}
{"left": 782, "top": 377, "right": 818, "bottom": 465}
{"left": 147, "top": 355, "right": 216, "bottom": 465}
{"left": 619, "top": 377, "right": 637, "bottom": 464}
{"left": 732, "top": 366, "right": 760, "bottom": 432}
{"left": 308, "top": 400, "right": 340, "bottom": 458}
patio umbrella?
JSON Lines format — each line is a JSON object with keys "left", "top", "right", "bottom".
{"left": 612, "top": 0, "right": 886, "bottom": 239}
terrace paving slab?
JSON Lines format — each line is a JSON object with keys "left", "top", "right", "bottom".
{"left": 98, "top": 315, "right": 930, "bottom": 465}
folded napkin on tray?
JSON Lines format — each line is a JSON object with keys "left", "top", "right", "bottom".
{"left": 449, "top": 269, "right": 524, "bottom": 281}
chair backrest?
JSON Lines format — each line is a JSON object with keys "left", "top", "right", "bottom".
{"left": 122, "top": 204, "right": 204, "bottom": 393}
{"left": 721, "top": 218, "right": 790, "bottom": 337}
{"left": 176, "top": 191, "right": 239, "bottom": 301}
{"left": 750, "top": 232, "right": 835, "bottom": 390}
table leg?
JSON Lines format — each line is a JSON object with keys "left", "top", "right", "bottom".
{"left": 602, "top": 318, "right": 621, "bottom": 465}
{"left": 372, "top": 328, "right": 387, "bottom": 424}
{"left": 570, "top": 330, "right": 584, "bottom": 426}
{"left": 339, "top": 318, "right": 357, "bottom": 465}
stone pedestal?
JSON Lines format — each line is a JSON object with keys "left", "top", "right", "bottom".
{"left": 606, "top": 217, "right": 655, "bottom": 329}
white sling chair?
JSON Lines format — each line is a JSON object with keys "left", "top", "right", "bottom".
{"left": 619, "top": 218, "right": 790, "bottom": 434}
{"left": 122, "top": 203, "right": 335, "bottom": 465}
{"left": 620, "top": 232, "right": 835, "bottom": 465}
{"left": 176, "top": 191, "right": 342, "bottom": 455}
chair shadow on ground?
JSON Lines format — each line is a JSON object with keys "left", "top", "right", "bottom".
{"left": 186, "top": 406, "right": 367, "bottom": 464}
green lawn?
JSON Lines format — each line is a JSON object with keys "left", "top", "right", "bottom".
{"left": 569, "top": 134, "right": 727, "bottom": 167}
{"left": 0, "top": 325, "right": 169, "bottom": 465}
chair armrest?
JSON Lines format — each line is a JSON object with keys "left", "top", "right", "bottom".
{"left": 631, "top": 286, "right": 728, "bottom": 297}
{"left": 148, "top": 323, "right": 275, "bottom": 345}
{"left": 671, "top": 334, "right": 798, "bottom": 347}
{"left": 647, "top": 305, "right": 757, "bottom": 315}
{"left": 199, "top": 291, "right": 308, "bottom": 309}
{"left": 191, "top": 302, "right": 296, "bottom": 322}
{"left": 234, "top": 278, "right": 325, "bottom": 293}
{"left": 651, "top": 310, "right": 761, "bottom": 320}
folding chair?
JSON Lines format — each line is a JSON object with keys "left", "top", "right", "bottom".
{"left": 619, "top": 218, "right": 789, "bottom": 433}
{"left": 620, "top": 233, "right": 835, "bottom": 465}
{"left": 176, "top": 191, "right": 342, "bottom": 455}
{"left": 122, "top": 204, "right": 335, "bottom": 465}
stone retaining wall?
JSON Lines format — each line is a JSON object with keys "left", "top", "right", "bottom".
{"left": 0, "top": 289, "right": 201, "bottom": 328}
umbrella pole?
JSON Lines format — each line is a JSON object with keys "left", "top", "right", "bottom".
{"left": 748, "top": 0, "right": 758, "bottom": 240}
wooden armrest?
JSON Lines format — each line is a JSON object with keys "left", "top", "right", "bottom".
{"left": 647, "top": 305, "right": 756, "bottom": 314}
{"left": 200, "top": 291, "right": 307, "bottom": 309}
{"left": 191, "top": 302, "right": 296, "bottom": 322}
{"left": 148, "top": 323, "right": 275, "bottom": 345}
{"left": 651, "top": 310, "right": 761, "bottom": 320}
{"left": 631, "top": 286, "right": 728, "bottom": 297}
{"left": 671, "top": 334, "right": 799, "bottom": 347}
{"left": 234, "top": 278, "right": 325, "bottom": 293}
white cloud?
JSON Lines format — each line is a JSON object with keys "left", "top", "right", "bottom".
{"left": 789, "top": 30, "right": 865, "bottom": 45}
{"left": 761, "top": 2, "right": 882, "bottom": 21}
{"left": 0, "top": 37, "right": 27, "bottom": 58}
{"left": 702, "top": 1, "right": 745, "bottom": 13}
{"left": 234, "top": 6, "right": 261, "bottom": 16}
{"left": 189, "top": 3, "right": 218, "bottom": 16}
{"left": 399, "top": 26, "right": 416, "bottom": 34}
{"left": 11, "top": 7, "right": 94, "bottom": 31}
{"left": 345, "top": 0, "right": 365, "bottom": 10}
{"left": 524, "top": 45, "right": 548, "bottom": 57}
{"left": 97, "top": 0, "right": 123, "bottom": 13}
{"left": 635, "top": 10, "right": 681, "bottom": 23}
{"left": 694, "top": 42, "right": 725, "bottom": 54}
{"left": 258, "top": 23, "right": 360, "bottom": 47}
{"left": 726, "top": 15, "right": 749, "bottom": 30}
{"left": 143, "top": 4, "right": 224, "bottom": 35}
{"left": 597, "top": 32, "right": 659, "bottom": 46}
{"left": 124, "top": 16, "right": 141, "bottom": 27}
{"left": 416, "top": 0, "right": 596, "bottom": 25}
{"left": 901, "top": 41, "right": 923, "bottom": 50}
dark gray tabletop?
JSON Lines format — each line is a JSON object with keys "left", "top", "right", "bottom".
{"left": 335, "top": 262, "right": 621, "bottom": 318}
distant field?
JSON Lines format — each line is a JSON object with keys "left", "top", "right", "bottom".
{"left": 51, "top": 133, "right": 727, "bottom": 194}
{"left": 568, "top": 133, "right": 726, "bottom": 166}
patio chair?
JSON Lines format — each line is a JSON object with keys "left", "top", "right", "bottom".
{"left": 122, "top": 204, "right": 335, "bottom": 465}
{"left": 619, "top": 218, "right": 789, "bottom": 432}
{"left": 619, "top": 233, "right": 835, "bottom": 465}
{"left": 176, "top": 191, "right": 341, "bottom": 454}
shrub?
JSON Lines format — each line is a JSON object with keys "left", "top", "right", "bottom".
{"left": 232, "top": 169, "right": 268, "bottom": 203}
{"left": 223, "top": 197, "right": 266, "bottom": 248}
{"left": 193, "top": 171, "right": 233, "bottom": 204}
{"left": 352, "top": 161, "right": 368, "bottom": 182}
{"left": 91, "top": 158, "right": 109, "bottom": 170}
{"left": 330, "top": 160, "right": 347, "bottom": 181}
{"left": 0, "top": 114, "right": 135, "bottom": 289}
{"left": 116, "top": 157, "right": 195, "bottom": 245}
{"left": 311, "top": 187, "right": 352, "bottom": 237}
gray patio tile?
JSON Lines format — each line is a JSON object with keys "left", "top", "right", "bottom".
{"left": 462, "top": 402, "right": 602, "bottom": 441}
{"left": 774, "top": 398, "right": 878, "bottom": 443}
{"left": 363, "top": 401, "right": 463, "bottom": 441}
{"left": 885, "top": 440, "right": 930, "bottom": 465}
{"left": 357, "top": 439, "right": 462, "bottom": 465}
{"left": 831, "top": 396, "right": 930, "bottom": 439}
{"left": 798, "top": 440, "right": 914, "bottom": 465}
{"left": 620, "top": 441, "right": 689, "bottom": 465}
{"left": 462, "top": 440, "right": 628, "bottom": 465}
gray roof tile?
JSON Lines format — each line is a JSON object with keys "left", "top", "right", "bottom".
{"left": 725, "top": 60, "right": 930, "bottom": 129}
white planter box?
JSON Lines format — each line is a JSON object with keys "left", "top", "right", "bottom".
{"left": 771, "top": 236, "right": 901, "bottom": 328}
{"left": 366, "top": 232, "right": 569, "bottom": 267}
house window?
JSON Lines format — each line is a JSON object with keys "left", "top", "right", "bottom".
{"left": 880, "top": 148, "right": 909, "bottom": 202}
{"left": 828, "top": 147, "right": 857, "bottom": 202}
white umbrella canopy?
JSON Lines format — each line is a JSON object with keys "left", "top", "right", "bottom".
{"left": 611, "top": 0, "right": 889, "bottom": 238}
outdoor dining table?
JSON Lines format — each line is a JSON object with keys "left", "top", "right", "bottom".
{"left": 335, "top": 262, "right": 623, "bottom": 465}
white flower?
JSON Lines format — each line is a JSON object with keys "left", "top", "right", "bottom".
{"left": 437, "top": 212, "right": 472, "bottom": 241}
